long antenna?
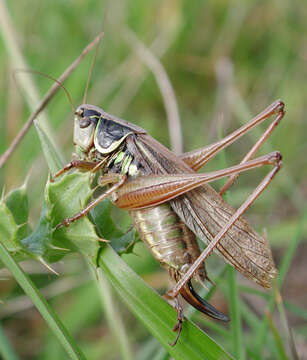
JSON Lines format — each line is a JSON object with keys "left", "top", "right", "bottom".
{"left": 82, "top": 2, "right": 108, "bottom": 104}
{"left": 82, "top": 37, "right": 101, "bottom": 104}
{"left": 13, "top": 69, "right": 76, "bottom": 112}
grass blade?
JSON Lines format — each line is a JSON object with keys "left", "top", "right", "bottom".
{"left": 266, "top": 312, "right": 289, "bottom": 360}
{"left": 277, "top": 208, "right": 307, "bottom": 286}
{"left": 95, "top": 268, "right": 133, "bottom": 360}
{"left": 227, "top": 266, "right": 244, "bottom": 360}
{"left": 275, "top": 289, "right": 299, "bottom": 360}
{"left": 0, "top": 241, "right": 86, "bottom": 360}
{"left": 98, "top": 244, "right": 233, "bottom": 360}
{"left": 0, "top": 323, "right": 19, "bottom": 360}
{"left": 255, "top": 208, "right": 307, "bottom": 350}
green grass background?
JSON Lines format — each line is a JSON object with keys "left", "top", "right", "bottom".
{"left": 0, "top": 0, "right": 306, "bottom": 359}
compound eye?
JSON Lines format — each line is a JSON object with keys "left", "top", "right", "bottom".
{"left": 74, "top": 108, "right": 84, "bottom": 117}
{"left": 79, "top": 117, "right": 91, "bottom": 128}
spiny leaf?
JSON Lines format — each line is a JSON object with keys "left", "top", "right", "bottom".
{"left": 19, "top": 172, "right": 101, "bottom": 263}
{"left": 47, "top": 172, "right": 100, "bottom": 262}
{"left": 5, "top": 184, "right": 32, "bottom": 242}
{"left": 0, "top": 200, "right": 20, "bottom": 253}
{"left": 0, "top": 171, "right": 138, "bottom": 264}
{"left": 21, "top": 204, "right": 52, "bottom": 257}
{"left": 5, "top": 184, "right": 29, "bottom": 225}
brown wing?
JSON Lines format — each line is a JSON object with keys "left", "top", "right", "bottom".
{"left": 132, "top": 134, "right": 277, "bottom": 288}
{"left": 170, "top": 187, "right": 276, "bottom": 288}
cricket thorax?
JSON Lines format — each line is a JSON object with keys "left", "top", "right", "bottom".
{"left": 94, "top": 117, "right": 133, "bottom": 155}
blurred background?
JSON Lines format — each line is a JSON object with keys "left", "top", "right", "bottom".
{"left": 0, "top": 0, "right": 306, "bottom": 359}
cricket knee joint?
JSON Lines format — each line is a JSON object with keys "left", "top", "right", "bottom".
{"left": 275, "top": 100, "right": 285, "bottom": 115}
{"left": 270, "top": 151, "right": 282, "bottom": 167}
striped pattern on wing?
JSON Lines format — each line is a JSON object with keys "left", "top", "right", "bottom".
{"left": 170, "top": 186, "right": 277, "bottom": 288}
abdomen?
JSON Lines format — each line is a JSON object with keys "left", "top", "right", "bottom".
{"left": 129, "top": 202, "right": 205, "bottom": 282}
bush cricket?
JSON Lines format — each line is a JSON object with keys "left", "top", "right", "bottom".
{"left": 53, "top": 98, "right": 284, "bottom": 345}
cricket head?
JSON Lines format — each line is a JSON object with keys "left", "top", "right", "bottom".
{"left": 73, "top": 104, "right": 137, "bottom": 155}
{"left": 73, "top": 104, "right": 99, "bottom": 153}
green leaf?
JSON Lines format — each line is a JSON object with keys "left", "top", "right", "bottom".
{"left": 90, "top": 198, "right": 123, "bottom": 239}
{"left": 98, "top": 245, "right": 233, "bottom": 360}
{"left": 111, "top": 229, "right": 139, "bottom": 255}
{"left": 48, "top": 172, "right": 100, "bottom": 262}
{"left": 20, "top": 172, "right": 100, "bottom": 263}
{"left": 90, "top": 197, "right": 139, "bottom": 254}
{"left": 5, "top": 184, "right": 31, "bottom": 241}
{"left": 0, "top": 200, "right": 20, "bottom": 253}
{"left": 0, "top": 188, "right": 33, "bottom": 262}
{"left": 5, "top": 184, "right": 29, "bottom": 225}
{"left": 20, "top": 204, "right": 52, "bottom": 258}
{"left": 34, "top": 121, "right": 63, "bottom": 175}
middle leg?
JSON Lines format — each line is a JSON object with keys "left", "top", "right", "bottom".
{"left": 56, "top": 173, "right": 127, "bottom": 229}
